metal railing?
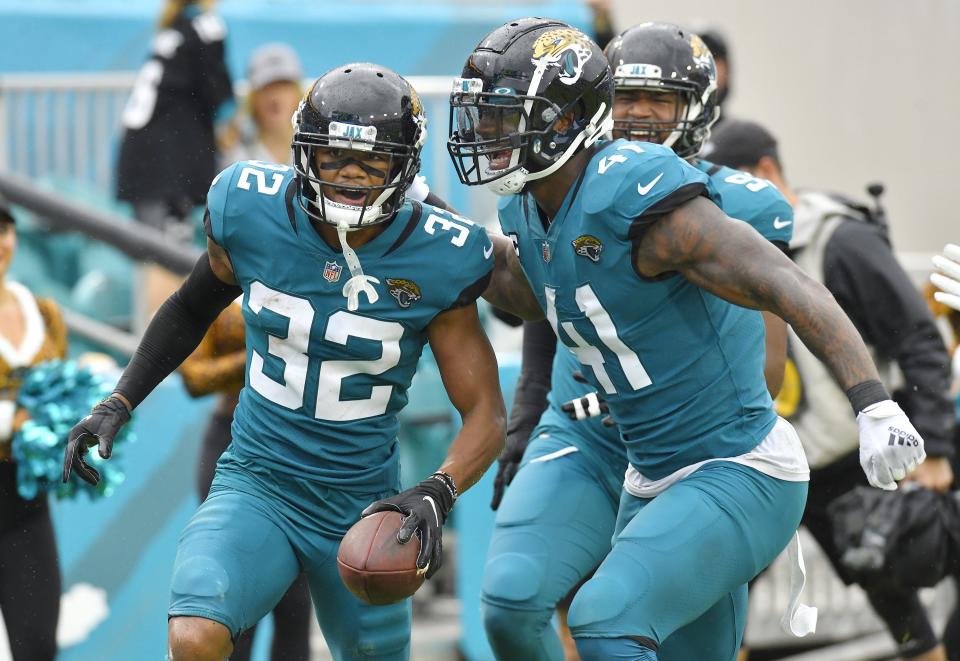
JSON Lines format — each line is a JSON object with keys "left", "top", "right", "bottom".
{"left": 0, "top": 71, "right": 951, "bottom": 654}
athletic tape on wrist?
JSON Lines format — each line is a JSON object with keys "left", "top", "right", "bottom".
{"left": 846, "top": 379, "right": 890, "bottom": 416}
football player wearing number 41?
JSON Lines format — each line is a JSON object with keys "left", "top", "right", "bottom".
{"left": 447, "top": 18, "right": 926, "bottom": 661}
{"left": 62, "top": 63, "right": 505, "bottom": 661}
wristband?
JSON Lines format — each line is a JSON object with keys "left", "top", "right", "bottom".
{"left": 429, "top": 471, "right": 458, "bottom": 502}
{"left": 846, "top": 379, "right": 890, "bottom": 416}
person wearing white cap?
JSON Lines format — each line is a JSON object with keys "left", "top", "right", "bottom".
{"left": 220, "top": 43, "right": 304, "bottom": 167}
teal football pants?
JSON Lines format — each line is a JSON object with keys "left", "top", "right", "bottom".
{"left": 570, "top": 461, "right": 807, "bottom": 661}
{"left": 168, "top": 448, "right": 410, "bottom": 660}
{"left": 481, "top": 430, "right": 623, "bottom": 661}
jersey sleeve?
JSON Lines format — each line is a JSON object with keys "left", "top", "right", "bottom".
{"left": 421, "top": 204, "right": 495, "bottom": 311}
{"left": 582, "top": 142, "right": 710, "bottom": 230}
{"left": 204, "top": 161, "right": 243, "bottom": 248}
{"left": 737, "top": 187, "right": 794, "bottom": 247}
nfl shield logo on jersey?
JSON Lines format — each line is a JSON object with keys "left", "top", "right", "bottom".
{"left": 542, "top": 241, "right": 552, "bottom": 263}
{"left": 323, "top": 260, "right": 343, "bottom": 283}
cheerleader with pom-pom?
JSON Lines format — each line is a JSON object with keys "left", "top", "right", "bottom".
{"left": 0, "top": 196, "right": 64, "bottom": 661}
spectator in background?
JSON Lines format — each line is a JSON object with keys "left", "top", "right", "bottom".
{"left": 219, "top": 43, "right": 304, "bottom": 167}
{"left": 707, "top": 119, "right": 956, "bottom": 661}
{"left": 115, "top": 0, "right": 234, "bottom": 322}
{"left": 178, "top": 301, "right": 312, "bottom": 661}
{"left": 0, "top": 196, "right": 65, "bottom": 661}
{"left": 586, "top": 0, "right": 615, "bottom": 50}
{"left": 116, "top": 0, "right": 234, "bottom": 241}
{"left": 699, "top": 29, "right": 731, "bottom": 118}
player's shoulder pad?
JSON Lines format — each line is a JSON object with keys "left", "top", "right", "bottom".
{"left": 206, "top": 160, "right": 295, "bottom": 246}
{"left": 415, "top": 200, "right": 494, "bottom": 297}
{"left": 581, "top": 140, "right": 709, "bottom": 220}
{"left": 703, "top": 162, "right": 794, "bottom": 244}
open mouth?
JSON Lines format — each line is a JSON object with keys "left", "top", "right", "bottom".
{"left": 488, "top": 149, "right": 513, "bottom": 171}
{"left": 329, "top": 187, "right": 368, "bottom": 206}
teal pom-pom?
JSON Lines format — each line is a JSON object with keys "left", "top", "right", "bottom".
{"left": 11, "top": 360, "right": 134, "bottom": 501}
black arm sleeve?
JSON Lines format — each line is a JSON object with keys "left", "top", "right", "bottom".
{"left": 823, "top": 220, "right": 955, "bottom": 457}
{"left": 508, "top": 319, "right": 558, "bottom": 433}
{"left": 115, "top": 255, "right": 243, "bottom": 409}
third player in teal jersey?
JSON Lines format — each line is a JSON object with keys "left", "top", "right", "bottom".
{"left": 448, "top": 18, "right": 926, "bottom": 660}
{"left": 479, "top": 23, "right": 796, "bottom": 661}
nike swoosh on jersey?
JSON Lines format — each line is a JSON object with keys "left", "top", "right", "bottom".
{"left": 637, "top": 172, "right": 664, "bottom": 196}
{"left": 773, "top": 217, "right": 793, "bottom": 229}
{"left": 483, "top": 244, "right": 494, "bottom": 259}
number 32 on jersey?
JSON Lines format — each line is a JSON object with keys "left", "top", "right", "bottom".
{"left": 246, "top": 281, "right": 403, "bottom": 422}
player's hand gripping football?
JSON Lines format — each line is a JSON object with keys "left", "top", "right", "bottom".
{"left": 62, "top": 395, "right": 131, "bottom": 486}
{"left": 560, "top": 372, "right": 615, "bottom": 427}
{"left": 857, "top": 400, "right": 926, "bottom": 491}
{"left": 361, "top": 472, "right": 456, "bottom": 579}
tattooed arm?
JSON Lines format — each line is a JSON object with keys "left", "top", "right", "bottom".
{"left": 482, "top": 233, "right": 546, "bottom": 321}
{"left": 635, "top": 196, "right": 879, "bottom": 390}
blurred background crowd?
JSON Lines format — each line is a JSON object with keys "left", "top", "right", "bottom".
{"left": 0, "top": 1, "right": 958, "bottom": 660}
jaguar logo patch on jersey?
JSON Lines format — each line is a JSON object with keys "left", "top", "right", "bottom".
{"left": 572, "top": 235, "right": 603, "bottom": 263}
{"left": 531, "top": 28, "right": 593, "bottom": 86}
{"left": 323, "top": 260, "right": 343, "bottom": 283}
{"left": 386, "top": 278, "right": 422, "bottom": 308}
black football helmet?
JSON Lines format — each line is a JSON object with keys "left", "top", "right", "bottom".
{"left": 604, "top": 22, "right": 719, "bottom": 158}
{"left": 292, "top": 63, "right": 426, "bottom": 229}
{"left": 447, "top": 18, "right": 614, "bottom": 196}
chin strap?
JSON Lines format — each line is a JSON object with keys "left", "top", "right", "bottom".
{"left": 337, "top": 221, "right": 379, "bottom": 311}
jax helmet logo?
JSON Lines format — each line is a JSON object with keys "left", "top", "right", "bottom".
{"left": 386, "top": 278, "right": 422, "bottom": 308}
{"left": 531, "top": 28, "right": 593, "bottom": 86}
{"left": 572, "top": 235, "right": 603, "bottom": 263}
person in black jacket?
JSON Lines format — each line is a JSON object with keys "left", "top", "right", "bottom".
{"left": 706, "top": 119, "right": 956, "bottom": 661}
{"left": 116, "top": 0, "right": 234, "bottom": 239}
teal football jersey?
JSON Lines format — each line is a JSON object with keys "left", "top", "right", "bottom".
{"left": 541, "top": 153, "right": 795, "bottom": 473}
{"left": 499, "top": 140, "right": 778, "bottom": 480}
{"left": 206, "top": 160, "right": 493, "bottom": 490}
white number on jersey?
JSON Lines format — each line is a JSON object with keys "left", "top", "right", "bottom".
{"left": 424, "top": 212, "right": 475, "bottom": 247}
{"left": 122, "top": 60, "right": 164, "bottom": 130}
{"left": 545, "top": 284, "right": 652, "bottom": 394}
{"left": 724, "top": 172, "right": 769, "bottom": 192}
{"left": 237, "top": 161, "right": 289, "bottom": 196}
{"left": 247, "top": 282, "right": 403, "bottom": 421}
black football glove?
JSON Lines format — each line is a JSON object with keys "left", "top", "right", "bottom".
{"left": 490, "top": 406, "right": 540, "bottom": 511}
{"left": 62, "top": 396, "right": 130, "bottom": 486}
{"left": 560, "top": 372, "right": 614, "bottom": 427}
{"left": 361, "top": 472, "right": 456, "bottom": 579}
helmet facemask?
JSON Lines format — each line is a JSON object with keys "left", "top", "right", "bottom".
{"left": 448, "top": 77, "right": 611, "bottom": 196}
{"left": 293, "top": 124, "right": 423, "bottom": 232}
{"left": 612, "top": 74, "right": 718, "bottom": 159}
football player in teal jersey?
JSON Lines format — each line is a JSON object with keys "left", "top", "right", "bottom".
{"left": 448, "top": 18, "right": 925, "bottom": 661}
{"left": 474, "top": 22, "right": 796, "bottom": 661}
{"left": 62, "top": 64, "right": 506, "bottom": 661}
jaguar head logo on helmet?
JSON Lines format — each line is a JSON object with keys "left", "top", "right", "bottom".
{"left": 447, "top": 17, "right": 614, "bottom": 196}
{"left": 604, "top": 22, "right": 720, "bottom": 158}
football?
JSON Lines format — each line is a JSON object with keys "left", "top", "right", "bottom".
{"left": 337, "top": 510, "right": 424, "bottom": 605}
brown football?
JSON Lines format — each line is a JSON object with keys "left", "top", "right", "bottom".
{"left": 337, "top": 510, "right": 424, "bottom": 605}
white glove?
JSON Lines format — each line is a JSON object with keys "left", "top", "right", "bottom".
{"left": 930, "top": 243, "right": 960, "bottom": 312}
{"left": 857, "top": 400, "right": 926, "bottom": 490}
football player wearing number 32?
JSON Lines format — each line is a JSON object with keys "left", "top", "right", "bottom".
{"left": 447, "top": 18, "right": 926, "bottom": 661}
{"left": 62, "top": 64, "right": 506, "bottom": 661}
